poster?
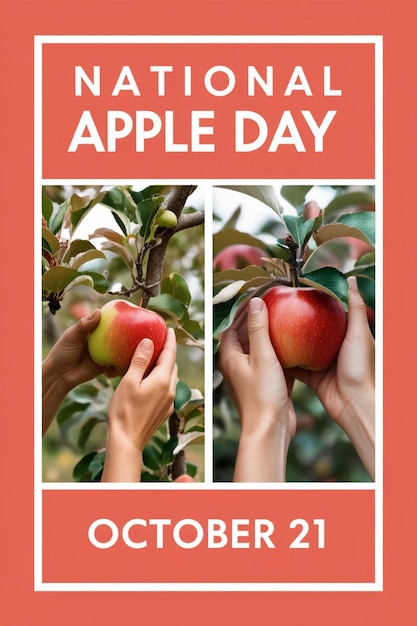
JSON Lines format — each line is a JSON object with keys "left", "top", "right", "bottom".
{"left": 1, "top": 0, "right": 416, "bottom": 623}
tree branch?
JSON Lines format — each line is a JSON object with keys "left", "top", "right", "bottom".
{"left": 173, "top": 210, "right": 205, "bottom": 233}
{"left": 141, "top": 185, "right": 202, "bottom": 307}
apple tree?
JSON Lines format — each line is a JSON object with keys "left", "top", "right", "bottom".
{"left": 42, "top": 184, "right": 205, "bottom": 482}
{"left": 213, "top": 185, "right": 375, "bottom": 482}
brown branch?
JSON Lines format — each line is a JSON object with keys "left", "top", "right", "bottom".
{"left": 173, "top": 210, "right": 205, "bottom": 233}
{"left": 141, "top": 185, "right": 201, "bottom": 307}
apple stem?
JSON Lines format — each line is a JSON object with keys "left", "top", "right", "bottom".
{"left": 290, "top": 268, "right": 299, "bottom": 288}
{"left": 284, "top": 234, "right": 302, "bottom": 288}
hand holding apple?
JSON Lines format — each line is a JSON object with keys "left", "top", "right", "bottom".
{"left": 218, "top": 297, "right": 296, "bottom": 482}
{"left": 290, "top": 277, "right": 375, "bottom": 479}
{"left": 42, "top": 309, "right": 121, "bottom": 435}
{"left": 102, "top": 328, "right": 178, "bottom": 482}
{"left": 87, "top": 299, "right": 167, "bottom": 375}
{"left": 262, "top": 286, "right": 347, "bottom": 370}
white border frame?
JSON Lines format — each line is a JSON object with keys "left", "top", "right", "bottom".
{"left": 35, "top": 35, "right": 383, "bottom": 592}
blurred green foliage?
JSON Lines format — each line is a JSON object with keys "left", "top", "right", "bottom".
{"left": 213, "top": 184, "right": 375, "bottom": 483}
{"left": 42, "top": 184, "right": 204, "bottom": 482}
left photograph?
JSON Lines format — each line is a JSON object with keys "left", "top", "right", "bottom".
{"left": 41, "top": 184, "right": 205, "bottom": 483}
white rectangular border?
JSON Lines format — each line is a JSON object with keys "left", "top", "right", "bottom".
{"left": 35, "top": 35, "right": 383, "bottom": 592}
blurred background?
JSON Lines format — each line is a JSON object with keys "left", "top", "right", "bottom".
{"left": 212, "top": 184, "right": 375, "bottom": 482}
{"left": 42, "top": 184, "right": 205, "bottom": 482}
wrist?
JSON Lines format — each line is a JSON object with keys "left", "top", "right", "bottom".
{"left": 102, "top": 428, "right": 143, "bottom": 482}
{"left": 235, "top": 416, "right": 292, "bottom": 483}
{"left": 339, "top": 389, "right": 375, "bottom": 480}
{"left": 43, "top": 355, "right": 72, "bottom": 395}
{"left": 42, "top": 358, "right": 72, "bottom": 435}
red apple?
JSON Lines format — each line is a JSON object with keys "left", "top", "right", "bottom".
{"left": 262, "top": 286, "right": 347, "bottom": 370}
{"left": 173, "top": 474, "right": 196, "bottom": 483}
{"left": 87, "top": 299, "right": 167, "bottom": 374}
{"left": 213, "top": 244, "right": 264, "bottom": 271}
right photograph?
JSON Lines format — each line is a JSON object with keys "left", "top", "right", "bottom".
{"left": 213, "top": 184, "right": 375, "bottom": 483}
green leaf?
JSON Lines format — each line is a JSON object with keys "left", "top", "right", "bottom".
{"left": 100, "top": 241, "right": 135, "bottom": 273}
{"left": 70, "top": 191, "right": 106, "bottom": 233}
{"left": 214, "top": 265, "right": 269, "bottom": 286}
{"left": 213, "top": 228, "right": 267, "bottom": 257}
{"left": 56, "top": 400, "right": 91, "bottom": 426}
{"left": 141, "top": 471, "right": 166, "bottom": 482}
{"left": 88, "top": 451, "right": 106, "bottom": 481}
{"left": 72, "top": 451, "right": 105, "bottom": 482}
{"left": 138, "top": 196, "right": 165, "bottom": 240}
{"left": 162, "top": 437, "right": 178, "bottom": 465}
{"left": 175, "top": 380, "right": 192, "bottom": 411}
{"left": 180, "top": 320, "right": 204, "bottom": 340}
{"left": 300, "top": 267, "right": 349, "bottom": 305}
{"left": 283, "top": 215, "right": 315, "bottom": 248}
{"left": 111, "top": 210, "right": 130, "bottom": 236}
{"left": 267, "top": 242, "right": 292, "bottom": 262}
{"left": 161, "top": 273, "right": 191, "bottom": 307}
{"left": 336, "top": 212, "right": 375, "bottom": 246}
{"left": 213, "top": 292, "right": 247, "bottom": 336}
{"left": 77, "top": 271, "right": 109, "bottom": 293}
{"left": 184, "top": 412, "right": 204, "bottom": 433}
{"left": 101, "top": 187, "right": 129, "bottom": 213}
{"left": 142, "top": 443, "right": 163, "bottom": 471}
{"left": 62, "top": 239, "right": 97, "bottom": 263}
{"left": 129, "top": 185, "right": 167, "bottom": 204}
{"left": 42, "top": 266, "right": 79, "bottom": 294}
{"left": 69, "top": 249, "right": 106, "bottom": 270}
{"left": 185, "top": 462, "right": 198, "bottom": 478}
{"left": 77, "top": 416, "right": 105, "bottom": 450}
{"left": 281, "top": 185, "right": 313, "bottom": 211}
{"left": 324, "top": 191, "right": 375, "bottom": 220}
{"left": 42, "top": 227, "right": 60, "bottom": 255}
{"left": 42, "top": 190, "right": 53, "bottom": 222}
{"left": 89, "top": 227, "right": 124, "bottom": 244}
{"left": 49, "top": 198, "right": 70, "bottom": 234}
{"left": 148, "top": 294, "right": 188, "bottom": 322}
{"left": 216, "top": 185, "right": 284, "bottom": 216}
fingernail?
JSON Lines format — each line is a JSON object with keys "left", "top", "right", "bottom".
{"left": 249, "top": 297, "right": 264, "bottom": 314}
{"left": 84, "top": 310, "right": 97, "bottom": 321}
{"left": 347, "top": 276, "right": 358, "bottom": 292}
{"left": 140, "top": 338, "right": 154, "bottom": 351}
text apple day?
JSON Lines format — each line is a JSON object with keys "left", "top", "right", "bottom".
{"left": 68, "top": 65, "right": 342, "bottom": 154}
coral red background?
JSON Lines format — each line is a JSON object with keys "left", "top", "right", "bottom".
{"left": 1, "top": 0, "right": 416, "bottom": 623}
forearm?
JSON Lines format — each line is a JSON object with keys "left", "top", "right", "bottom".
{"left": 339, "top": 394, "right": 375, "bottom": 481}
{"left": 101, "top": 430, "right": 143, "bottom": 482}
{"left": 42, "top": 359, "right": 70, "bottom": 435}
{"left": 233, "top": 418, "right": 292, "bottom": 482}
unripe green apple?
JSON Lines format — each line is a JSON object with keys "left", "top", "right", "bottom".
{"left": 87, "top": 299, "right": 167, "bottom": 374}
{"left": 262, "top": 286, "right": 347, "bottom": 370}
{"left": 155, "top": 209, "right": 177, "bottom": 228}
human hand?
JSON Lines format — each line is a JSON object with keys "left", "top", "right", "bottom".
{"left": 218, "top": 297, "right": 296, "bottom": 482}
{"left": 43, "top": 309, "right": 120, "bottom": 391}
{"left": 42, "top": 310, "right": 119, "bottom": 434}
{"left": 290, "top": 277, "right": 375, "bottom": 479}
{"left": 101, "top": 328, "right": 177, "bottom": 482}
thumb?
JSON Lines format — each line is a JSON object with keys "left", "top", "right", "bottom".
{"left": 62, "top": 309, "right": 101, "bottom": 346}
{"left": 346, "top": 276, "right": 371, "bottom": 340}
{"left": 247, "top": 297, "right": 275, "bottom": 365}
{"left": 127, "top": 337, "right": 154, "bottom": 380}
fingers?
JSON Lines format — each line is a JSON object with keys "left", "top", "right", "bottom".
{"left": 346, "top": 276, "right": 373, "bottom": 342}
{"left": 53, "top": 309, "right": 100, "bottom": 353}
{"left": 154, "top": 328, "right": 177, "bottom": 372}
{"left": 246, "top": 297, "right": 276, "bottom": 366}
{"left": 64, "top": 309, "right": 101, "bottom": 344}
{"left": 126, "top": 337, "right": 155, "bottom": 381}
